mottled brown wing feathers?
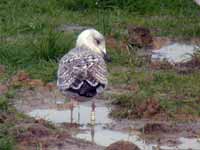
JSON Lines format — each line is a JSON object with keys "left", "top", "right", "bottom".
{"left": 57, "top": 49, "right": 108, "bottom": 92}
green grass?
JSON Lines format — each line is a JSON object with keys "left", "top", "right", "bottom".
{"left": 109, "top": 70, "right": 200, "bottom": 118}
{"left": 0, "top": 136, "right": 14, "bottom": 150}
{"left": 0, "top": 29, "right": 75, "bottom": 82}
{"left": 0, "top": 96, "right": 9, "bottom": 112}
{"left": 0, "top": 0, "right": 200, "bottom": 37}
{"left": 0, "top": 0, "right": 200, "bottom": 120}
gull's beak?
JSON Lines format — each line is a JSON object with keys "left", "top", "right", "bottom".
{"left": 103, "top": 52, "right": 111, "bottom": 62}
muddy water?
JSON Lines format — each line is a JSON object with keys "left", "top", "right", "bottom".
{"left": 28, "top": 101, "right": 111, "bottom": 124}
{"left": 151, "top": 43, "right": 199, "bottom": 64}
{"left": 27, "top": 100, "right": 200, "bottom": 150}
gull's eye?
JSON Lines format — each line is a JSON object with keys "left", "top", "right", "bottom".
{"left": 96, "top": 39, "right": 101, "bottom": 45}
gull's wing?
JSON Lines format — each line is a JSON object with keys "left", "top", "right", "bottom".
{"left": 57, "top": 48, "right": 108, "bottom": 93}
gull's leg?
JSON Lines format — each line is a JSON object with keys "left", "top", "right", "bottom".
{"left": 90, "top": 100, "right": 96, "bottom": 124}
{"left": 70, "top": 99, "right": 74, "bottom": 124}
{"left": 77, "top": 101, "right": 80, "bottom": 124}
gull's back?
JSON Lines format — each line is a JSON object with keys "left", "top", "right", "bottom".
{"left": 57, "top": 47, "right": 108, "bottom": 100}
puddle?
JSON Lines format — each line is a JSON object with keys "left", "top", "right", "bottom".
{"left": 151, "top": 43, "right": 199, "bottom": 64}
{"left": 27, "top": 100, "right": 200, "bottom": 150}
{"left": 28, "top": 101, "right": 112, "bottom": 124}
{"left": 75, "top": 125, "right": 155, "bottom": 149}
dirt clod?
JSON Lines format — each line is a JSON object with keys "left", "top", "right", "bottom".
{"left": 17, "top": 71, "right": 30, "bottom": 81}
{"left": 128, "top": 25, "right": 153, "bottom": 48}
{"left": 150, "top": 61, "right": 173, "bottom": 70}
{"left": 0, "top": 84, "right": 8, "bottom": 95}
{"left": 0, "top": 113, "right": 7, "bottom": 123}
{"left": 106, "top": 141, "right": 140, "bottom": 150}
{"left": 10, "top": 71, "right": 30, "bottom": 86}
{"left": 143, "top": 123, "right": 170, "bottom": 134}
{"left": 27, "top": 124, "right": 50, "bottom": 137}
{"left": 136, "top": 99, "right": 161, "bottom": 118}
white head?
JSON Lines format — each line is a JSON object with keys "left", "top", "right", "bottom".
{"left": 76, "top": 29, "right": 111, "bottom": 61}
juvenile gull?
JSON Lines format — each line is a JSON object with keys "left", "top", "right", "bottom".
{"left": 57, "top": 29, "right": 110, "bottom": 123}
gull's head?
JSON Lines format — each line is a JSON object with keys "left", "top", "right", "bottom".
{"left": 76, "top": 29, "right": 111, "bottom": 62}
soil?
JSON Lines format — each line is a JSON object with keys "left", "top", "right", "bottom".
{"left": 128, "top": 25, "right": 153, "bottom": 48}
{"left": 12, "top": 83, "right": 200, "bottom": 149}
{"left": 136, "top": 98, "right": 162, "bottom": 118}
{"left": 1, "top": 110, "right": 103, "bottom": 150}
{"left": 106, "top": 141, "right": 140, "bottom": 150}
{"left": 141, "top": 122, "right": 200, "bottom": 147}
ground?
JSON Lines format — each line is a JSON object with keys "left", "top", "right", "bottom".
{"left": 1, "top": 0, "right": 200, "bottom": 150}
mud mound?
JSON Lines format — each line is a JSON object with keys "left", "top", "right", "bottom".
{"left": 0, "top": 113, "right": 7, "bottom": 123}
{"left": 143, "top": 123, "right": 172, "bottom": 134}
{"left": 136, "top": 99, "right": 162, "bottom": 118}
{"left": 150, "top": 61, "right": 173, "bottom": 70}
{"left": 12, "top": 119, "right": 69, "bottom": 148}
{"left": 128, "top": 25, "right": 153, "bottom": 48}
{"left": 106, "top": 141, "right": 140, "bottom": 150}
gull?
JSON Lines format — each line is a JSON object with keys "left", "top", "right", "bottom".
{"left": 57, "top": 29, "right": 110, "bottom": 123}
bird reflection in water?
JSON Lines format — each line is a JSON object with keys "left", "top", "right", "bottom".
{"left": 90, "top": 101, "right": 96, "bottom": 144}
{"left": 55, "top": 99, "right": 97, "bottom": 144}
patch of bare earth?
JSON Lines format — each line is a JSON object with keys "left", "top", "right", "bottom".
{"left": 0, "top": 71, "right": 103, "bottom": 150}
{"left": 2, "top": 103, "right": 103, "bottom": 150}
{"left": 14, "top": 120, "right": 102, "bottom": 150}
{"left": 5, "top": 68, "right": 200, "bottom": 149}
